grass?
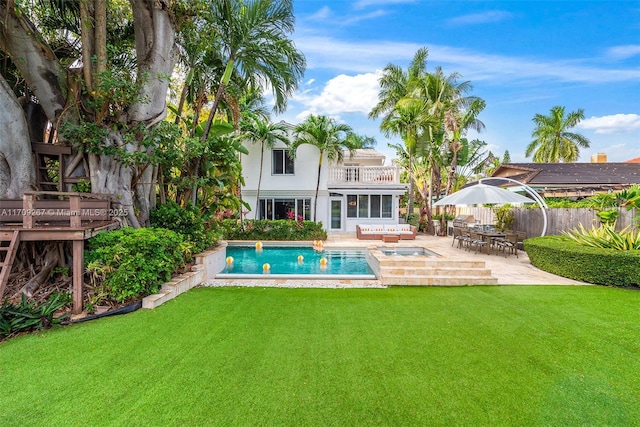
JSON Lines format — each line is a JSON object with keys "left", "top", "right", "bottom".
{"left": 1, "top": 286, "right": 639, "bottom": 426}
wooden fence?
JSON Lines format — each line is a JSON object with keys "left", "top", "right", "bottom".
{"left": 454, "top": 206, "right": 638, "bottom": 238}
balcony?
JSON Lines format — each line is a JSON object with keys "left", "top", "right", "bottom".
{"left": 327, "top": 166, "right": 402, "bottom": 185}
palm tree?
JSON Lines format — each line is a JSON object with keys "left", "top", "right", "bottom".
{"left": 238, "top": 116, "right": 290, "bottom": 219}
{"left": 291, "top": 115, "right": 355, "bottom": 222}
{"left": 443, "top": 98, "right": 486, "bottom": 196}
{"left": 526, "top": 106, "right": 591, "bottom": 162}
{"left": 380, "top": 97, "right": 434, "bottom": 220}
{"left": 201, "top": 0, "right": 305, "bottom": 141}
{"left": 369, "top": 47, "right": 430, "bottom": 219}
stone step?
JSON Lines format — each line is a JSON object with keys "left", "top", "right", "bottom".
{"left": 377, "top": 259, "right": 486, "bottom": 269}
{"left": 381, "top": 267, "right": 493, "bottom": 277}
{"left": 381, "top": 275, "right": 499, "bottom": 286}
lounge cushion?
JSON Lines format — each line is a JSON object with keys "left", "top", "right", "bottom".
{"left": 398, "top": 225, "right": 413, "bottom": 233}
{"left": 383, "top": 225, "right": 398, "bottom": 233}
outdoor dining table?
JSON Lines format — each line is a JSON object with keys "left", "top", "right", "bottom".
{"left": 477, "top": 231, "right": 507, "bottom": 255}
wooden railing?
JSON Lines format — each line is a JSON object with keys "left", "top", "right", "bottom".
{"left": 327, "top": 166, "right": 400, "bottom": 184}
{"left": 0, "top": 191, "right": 116, "bottom": 228}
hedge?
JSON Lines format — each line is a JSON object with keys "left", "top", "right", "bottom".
{"left": 524, "top": 236, "right": 640, "bottom": 287}
{"left": 220, "top": 219, "right": 327, "bottom": 241}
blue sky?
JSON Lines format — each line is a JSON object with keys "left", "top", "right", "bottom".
{"left": 273, "top": 0, "right": 640, "bottom": 164}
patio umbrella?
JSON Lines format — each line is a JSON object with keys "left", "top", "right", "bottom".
{"left": 433, "top": 183, "right": 535, "bottom": 206}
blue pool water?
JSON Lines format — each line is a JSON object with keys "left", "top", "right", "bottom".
{"left": 379, "top": 247, "right": 439, "bottom": 257}
{"left": 220, "top": 245, "right": 374, "bottom": 276}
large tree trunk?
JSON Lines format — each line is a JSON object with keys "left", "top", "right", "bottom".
{"left": 129, "top": 0, "right": 177, "bottom": 125}
{"left": 88, "top": 130, "right": 140, "bottom": 228}
{"left": 0, "top": 76, "right": 37, "bottom": 198}
{"left": 0, "top": 1, "right": 67, "bottom": 122}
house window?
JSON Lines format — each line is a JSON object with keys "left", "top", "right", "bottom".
{"left": 259, "top": 198, "right": 311, "bottom": 220}
{"left": 272, "top": 149, "right": 294, "bottom": 175}
{"left": 346, "top": 194, "right": 393, "bottom": 218}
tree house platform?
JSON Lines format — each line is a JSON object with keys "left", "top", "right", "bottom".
{"left": 0, "top": 191, "right": 121, "bottom": 314}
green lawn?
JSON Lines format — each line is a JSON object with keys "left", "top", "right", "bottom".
{"left": 1, "top": 286, "right": 639, "bottom": 426}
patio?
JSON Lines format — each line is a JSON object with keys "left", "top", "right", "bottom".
{"left": 324, "top": 232, "right": 588, "bottom": 286}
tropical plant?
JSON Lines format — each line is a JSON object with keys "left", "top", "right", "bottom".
{"left": 0, "top": 293, "right": 69, "bottom": 341}
{"left": 617, "top": 184, "right": 640, "bottom": 226}
{"left": 369, "top": 47, "right": 431, "bottom": 220}
{"left": 526, "top": 106, "right": 591, "bottom": 162}
{"left": 563, "top": 224, "right": 640, "bottom": 251}
{"left": 493, "top": 204, "right": 515, "bottom": 231}
{"left": 291, "top": 115, "right": 356, "bottom": 221}
{"left": 200, "top": 0, "right": 305, "bottom": 141}
{"left": 443, "top": 98, "right": 486, "bottom": 197}
{"left": 380, "top": 96, "right": 434, "bottom": 220}
{"left": 457, "top": 139, "right": 490, "bottom": 185}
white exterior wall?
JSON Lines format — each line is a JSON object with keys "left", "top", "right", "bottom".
{"left": 241, "top": 143, "right": 407, "bottom": 231}
{"left": 241, "top": 141, "right": 330, "bottom": 224}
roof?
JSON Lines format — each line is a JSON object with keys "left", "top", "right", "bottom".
{"left": 492, "top": 163, "right": 640, "bottom": 185}
{"left": 626, "top": 157, "right": 640, "bottom": 163}
{"left": 489, "top": 163, "right": 640, "bottom": 196}
{"left": 343, "top": 148, "right": 386, "bottom": 160}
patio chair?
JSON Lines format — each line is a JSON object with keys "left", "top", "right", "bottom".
{"left": 452, "top": 227, "right": 467, "bottom": 249}
{"left": 467, "top": 231, "right": 488, "bottom": 254}
{"left": 496, "top": 233, "right": 518, "bottom": 258}
{"left": 516, "top": 231, "right": 527, "bottom": 250}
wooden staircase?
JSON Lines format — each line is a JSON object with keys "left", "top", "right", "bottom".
{"left": 0, "top": 231, "right": 21, "bottom": 300}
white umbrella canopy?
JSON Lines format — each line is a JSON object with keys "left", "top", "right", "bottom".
{"left": 433, "top": 183, "right": 535, "bottom": 206}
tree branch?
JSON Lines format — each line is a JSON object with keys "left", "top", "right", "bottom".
{"left": 0, "top": 0, "right": 67, "bottom": 123}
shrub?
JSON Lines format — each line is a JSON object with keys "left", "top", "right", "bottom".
{"left": 406, "top": 212, "right": 420, "bottom": 228}
{"left": 86, "top": 227, "right": 191, "bottom": 303}
{"left": 221, "top": 219, "right": 327, "bottom": 241}
{"left": 150, "top": 201, "right": 218, "bottom": 253}
{"left": 524, "top": 236, "right": 640, "bottom": 287}
{"left": 0, "top": 292, "right": 69, "bottom": 341}
{"left": 493, "top": 204, "right": 515, "bottom": 231}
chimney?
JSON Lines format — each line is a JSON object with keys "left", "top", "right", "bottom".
{"left": 590, "top": 153, "right": 607, "bottom": 163}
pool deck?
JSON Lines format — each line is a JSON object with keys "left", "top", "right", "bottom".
{"left": 206, "top": 232, "right": 588, "bottom": 288}
{"left": 325, "top": 232, "right": 587, "bottom": 286}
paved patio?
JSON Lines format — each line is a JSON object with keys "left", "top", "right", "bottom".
{"left": 325, "top": 232, "right": 588, "bottom": 286}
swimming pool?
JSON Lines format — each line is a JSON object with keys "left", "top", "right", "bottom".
{"left": 218, "top": 244, "right": 376, "bottom": 278}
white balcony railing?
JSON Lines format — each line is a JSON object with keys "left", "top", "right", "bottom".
{"left": 327, "top": 166, "right": 401, "bottom": 184}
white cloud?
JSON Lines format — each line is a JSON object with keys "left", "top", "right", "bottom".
{"left": 577, "top": 114, "right": 640, "bottom": 134}
{"left": 447, "top": 11, "right": 513, "bottom": 26}
{"left": 606, "top": 45, "right": 640, "bottom": 60}
{"left": 342, "top": 10, "right": 389, "bottom": 25}
{"left": 353, "top": 0, "right": 417, "bottom": 9}
{"left": 295, "top": 36, "right": 640, "bottom": 84}
{"left": 308, "top": 6, "right": 331, "bottom": 20}
{"left": 301, "top": 72, "right": 382, "bottom": 116}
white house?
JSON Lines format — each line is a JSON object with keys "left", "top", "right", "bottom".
{"left": 241, "top": 142, "right": 408, "bottom": 232}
